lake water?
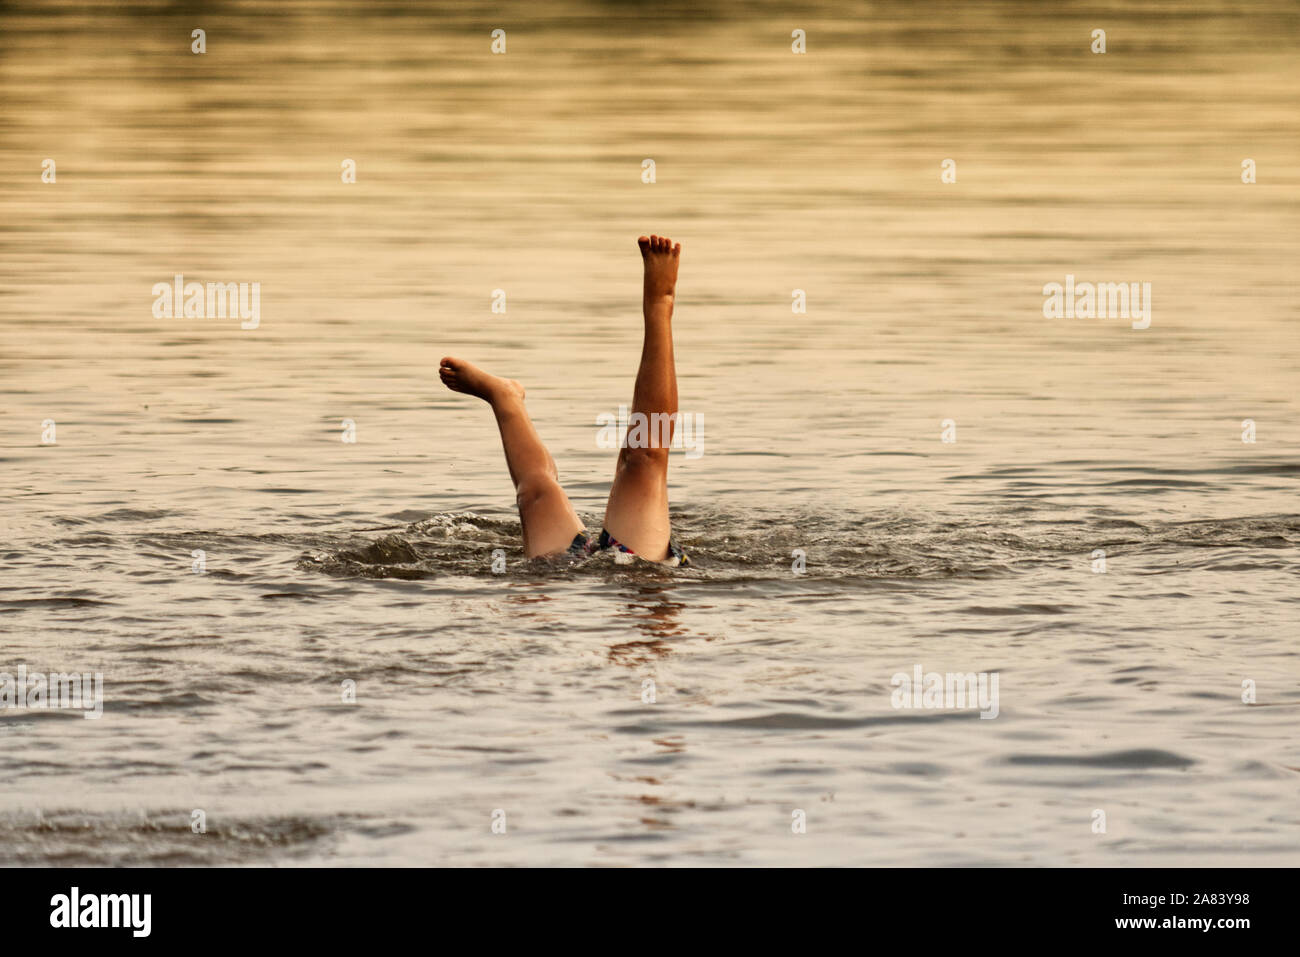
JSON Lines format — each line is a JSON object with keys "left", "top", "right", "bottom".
{"left": 1, "top": 0, "right": 1298, "bottom": 865}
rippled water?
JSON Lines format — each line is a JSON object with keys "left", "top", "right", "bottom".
{"left": 2, "top": 0, "right": 1298, "bottom": 865}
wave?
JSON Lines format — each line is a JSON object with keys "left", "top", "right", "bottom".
{"left": 297, "top": 509, "right": 1300, "bottom": 582}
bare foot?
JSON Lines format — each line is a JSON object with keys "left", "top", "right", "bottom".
{"left": 439, "top": 357, "right": 524, "bottom": 405}
{"left": 638, "top": 234, "right": 681, "bottom": 302}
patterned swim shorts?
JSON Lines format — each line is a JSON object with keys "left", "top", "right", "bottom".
{"left": 568, "top": 529, "right": 689, "bottom": 567}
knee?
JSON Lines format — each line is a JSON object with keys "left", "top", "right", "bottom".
{"left": 515, "top": 473, "right": 563, "bottom": 511}
{"left": 618, "top": 445, "right": 669, "bottom": 475}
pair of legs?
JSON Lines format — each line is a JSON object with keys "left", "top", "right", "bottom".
{"left": 439, "top": 234, "right": 681, "bottom": 561}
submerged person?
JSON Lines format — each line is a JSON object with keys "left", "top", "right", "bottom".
{"left": 439, "top": 234, "right": 689, "bottom": 567}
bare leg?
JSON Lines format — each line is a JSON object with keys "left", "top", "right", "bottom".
{"left": 601, "top": 235, "right": 681, "bottom": 561}
{"left": 439, "top": 357, "right": 584, "bottom": 558}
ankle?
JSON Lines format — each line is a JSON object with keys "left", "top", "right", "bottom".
{"left": 489, "top": 388, "right": 524, "bottom": 412}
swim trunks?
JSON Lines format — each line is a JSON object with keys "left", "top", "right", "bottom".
{"left": 568, "top": 529, "right": 689, "bottom": 567}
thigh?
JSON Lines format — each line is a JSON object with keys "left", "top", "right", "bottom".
{"left": 516, "top": 476, "right": 585, "bottom": 558}
{"left": 601, "top": 451, "right": 671, "bottom": 561}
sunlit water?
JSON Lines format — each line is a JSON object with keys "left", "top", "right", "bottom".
{"left": 1, "top": 0, "right": 1298, "bottom": 865}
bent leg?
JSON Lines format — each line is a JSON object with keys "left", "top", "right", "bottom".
{"left": 602, "top": 235, "right": 681, "bottom": 561}
{"left": 440, "top": 357, "right": 584, "bottom": 557}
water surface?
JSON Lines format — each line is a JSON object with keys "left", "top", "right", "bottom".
{"left": 1, "top": 0, "right": 1298, "bottom": 865}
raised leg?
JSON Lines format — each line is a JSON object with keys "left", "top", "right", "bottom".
{"left": 439, "top": 357, "right": 584, "bottom": 557}
{"left": 601, "top": 234, "right": 681, "bottom": 561}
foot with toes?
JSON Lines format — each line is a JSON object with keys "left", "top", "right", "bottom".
{"left": 638, "top": 234, "right": 681, "bottom": 302}
{"left": 439, "top": 357, "right": 524, "bottom": 405}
